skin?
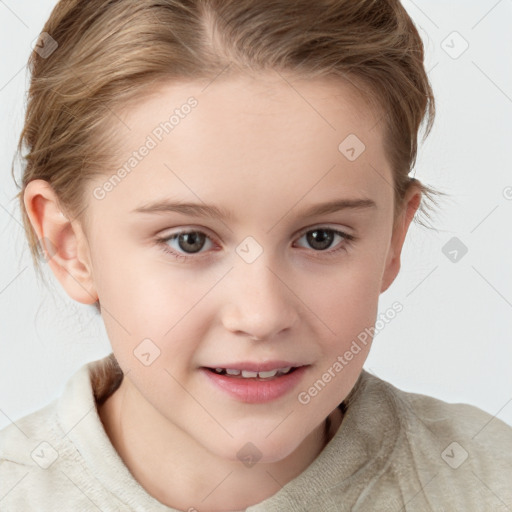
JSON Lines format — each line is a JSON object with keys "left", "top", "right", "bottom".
{"left": 24, "top": 71, "right": 420, "bottom": 511}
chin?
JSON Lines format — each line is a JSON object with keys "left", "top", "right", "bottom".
{"left": 207, "top": 432, "right": 304, "bottom": 465}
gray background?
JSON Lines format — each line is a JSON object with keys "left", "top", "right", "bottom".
{"left": 1, "top": 0, "right": 511, "bottom": 429}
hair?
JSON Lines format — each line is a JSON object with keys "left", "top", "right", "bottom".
{"left": 12, "top": 0, "right": 445, "bottom": 388}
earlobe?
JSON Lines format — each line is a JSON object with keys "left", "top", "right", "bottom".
{"left": 23, "top": 179, "right": 98, "bottom": 305}
{"left": 380, "top": 186, "right": 422, "bottom": 293}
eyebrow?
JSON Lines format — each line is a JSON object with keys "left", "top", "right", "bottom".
{"left": 131, "top": 197, "right": 377, "bottom": 220}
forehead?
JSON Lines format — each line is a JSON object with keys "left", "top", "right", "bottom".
{"left": 89, "top": 72, "right": 391, "bottom": 218}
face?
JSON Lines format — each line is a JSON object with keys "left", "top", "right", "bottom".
{"left": 59, "top": 72, "right": 414, "bottom": 462}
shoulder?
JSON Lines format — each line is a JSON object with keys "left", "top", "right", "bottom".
{"left": 0, "top": 399, "right": 73, "bottom": 511}
{"left": 387, "top": 376, "right": 512, "bottom": 450}
{"left": 0, "top": 398, "right": 60, "bottom": 466}
{"left": 0, "top": 360, "right": 117, "bottom": 511}
{"left": 360, "top": 370, "right": 512, "bottom": 507}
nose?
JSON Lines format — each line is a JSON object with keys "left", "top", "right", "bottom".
{"left": 221, "top": 256, "right": 299, "bottom": 341}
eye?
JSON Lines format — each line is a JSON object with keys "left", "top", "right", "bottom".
{"left": 156, "top": 226, "right": 355, "bottom": 262}
{"left": 294, "top": 226, "right": 355, "bottom": 256}
{"left": 156, "top": 229, "right": 214, "bottom": 261}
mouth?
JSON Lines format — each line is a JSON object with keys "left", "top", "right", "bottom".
{"left": 203, "top": 366, "right": 301, "bottom": 380}
{"left": 200, "top": 365, "right": 310, "bottom": 403}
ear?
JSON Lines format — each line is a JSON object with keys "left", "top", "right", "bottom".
{"left": 380, "top": 182, "right": 422, "bottom": 293}
{"left": 23, "top": 179, "right": 98, "bottom": 305}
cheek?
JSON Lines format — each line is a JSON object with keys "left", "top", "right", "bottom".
{"left": 91, "top": 242, "right": 214, "bottom": 371}
{"left": 311, "top": 250, "right": 385, "bottom": 330}
{"left": 302, "top": 262, "right": 381, "bottom": 407}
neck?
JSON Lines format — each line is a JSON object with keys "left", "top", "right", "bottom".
{"left": 98, "top": 377, "right": 343, "bottom": 511}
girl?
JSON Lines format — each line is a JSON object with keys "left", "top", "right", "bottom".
{"left": 2, "top": 0, "right": 511, "bottom": 510}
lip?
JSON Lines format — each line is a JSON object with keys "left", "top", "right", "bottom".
{"left": 200, "top": 365, "right": 309, "bottom": 403}
{"left": 202, "top": 361, "right": 306, "bottom": 372}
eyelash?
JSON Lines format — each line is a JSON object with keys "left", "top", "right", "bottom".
{"left": 155, "top": 226, "right": 356, "bottom": 263}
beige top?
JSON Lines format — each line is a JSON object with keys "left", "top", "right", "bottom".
{"left": 1, "top": 354, "right": 511, "bottom": 511}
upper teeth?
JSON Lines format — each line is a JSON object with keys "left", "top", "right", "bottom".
{"left": 214, "top": 367, "right": 293, "bottom": 378}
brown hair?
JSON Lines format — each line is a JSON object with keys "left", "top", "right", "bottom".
{"left": 12, "top": 0, "right": 444, "bottom": 387}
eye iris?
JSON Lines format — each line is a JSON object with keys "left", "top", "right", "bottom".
{"left": 307, "top": 229, "right": 334, "bottom": 251}
{"left": 179, "top": 232, "right": 205, "bottom": 253}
